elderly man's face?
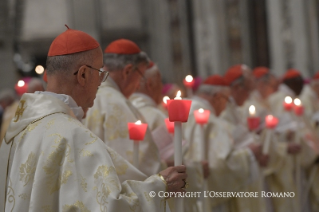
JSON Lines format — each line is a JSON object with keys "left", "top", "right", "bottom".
{"left": 259, "top": 76, "right": 278, "bottom": 99}
{"left": 151, "top": 69, "right": 163, "bottom": 104}
{"left": 212, "top": 88, "right": 230, "bottom": 116}
{"left": 232, "top": 78, "right": 253, "bottom": 106}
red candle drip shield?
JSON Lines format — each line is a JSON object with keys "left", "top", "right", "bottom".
{"left": 247, "top": 117, "right": 260, "bottom": 131}
{"left": 165, "top": 118, "right": 174, "bottom": 133}
{"left": 167, "top": 99, "right": 192, "bottom": 122}
{"left": 194, "top": 110, "right": 210, "bottom": 125}
{"left": 183, "top": 79, "right": 195, "bottom": 88}
{"left": 265, "top": 115, "right": 279, "bottom": 129}
{"left": 127, "top": 122, "right": 148, "bottom": 140}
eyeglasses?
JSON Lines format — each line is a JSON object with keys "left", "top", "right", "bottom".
{"left": 134, "top": 66, "right": 146, "bottom": 80}
{"left": 74, "top": 65, "right": 109, "bottom": 83}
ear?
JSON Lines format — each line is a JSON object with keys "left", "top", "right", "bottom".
{"left": 122, "top": 64, "right": 134, "bottom": 80}
{"left": 145, "top": 78, "right": 153, "bottom": 90}
{"left": 76, "top": 65, "right": 89, "bottom": 86}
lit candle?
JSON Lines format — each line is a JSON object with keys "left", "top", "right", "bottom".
{"left": 194, "top": 108, "right": 210, "bottom": 125}
{"left": 162, "top": 96, "right": 170, "bottom": 110}
{"left": 283, "top": 96, "right": 293, "bottom": 111}
{"left": 247, "top": 105, "right": 260, "bottom": 131}
{"left": 183, "top": 75, "right": 194, "bottom": 97}
{"left": 15, "top": 80, "right": 28, "bottom": 96}
{"left": 193, "top": 108, "right": 210, "bottom": 212}
{"left": 263, "top": 115, "right": 279, "bottom": 154}
{"left": 167, "top": 90, "right": 192, "bottom": 211}
{"left": 165, "top": 118, "right": 174, "bottom": 134}
{"left": 293, "top": 98, "right": 304, "bottom": 116}
{"left": 127, "top": 120, "right": 148, "bottom": 168}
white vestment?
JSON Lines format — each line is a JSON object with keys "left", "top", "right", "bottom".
{"left": 130, "top": 93, "right": 205, "bottom": 212}
{"left": 84, "top": 78, "right": 164, "bottom": 176}
{"left": 0, "top": 93, "right": 169, "bottom": 212}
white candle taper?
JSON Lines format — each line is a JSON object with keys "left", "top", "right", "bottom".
{"left": 262, "top": 129, "right": 272, "bottom": 154}
{"left": 133, "top": 141, "right": 139, "bottom": 168}
{"left": 174, "top": 121, "right": 183, "bottom": 211}
{"left": 199, "top": 124, "right": 209, "bottom": 212}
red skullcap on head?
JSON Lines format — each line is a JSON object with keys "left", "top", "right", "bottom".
{"left": 313, "top": 72, "right": 319, "bottom": 80}
{"left": 203, "top": 75, "right": 226, "bottom": 86}
{"left": 224, "top": 64, "right": 249, "bottom": 86}
{"left": 104, "top": 39, "right": 141, "bottom": 55}
{"left": 253, "top": 67, "right": 269, "bottom": 79}
{"left": 282, "top": 69, "right": 301, "bottom": 80}
{"left": 48, "top": 25, "right": 100, "bottom": 56}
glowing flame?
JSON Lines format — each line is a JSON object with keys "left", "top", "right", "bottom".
{"left": 163, "top": 96, "right": 170, "bottom": 104}
{"left": 199, "top": 108, "right": 204, "bottom": 113}
{"left": 35, "top": 65, "right": 44, "bottom": 74}
{"left": 285, "top": 96, "right": 292, "bottom": 104}
{"left": 17, "top": 80, "right": 25, "bottom": 87}
{"left": 294, "top": 98, "right": 301, "bottom": 106}
{"left": 174, "top": 90, "right": 182, "bottom": 100}
{"left": 185, "top": 75, "right": 193, "bottom": 82}
{"left": 249, "top": 105, "right": 256, "bottom": 116}
{"left": 135, "top": 120, "right": 142, "bottom": 125}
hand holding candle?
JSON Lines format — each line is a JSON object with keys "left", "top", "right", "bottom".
{"left": 247, "top": 105, "right": 260, "bottom": 131}
{"left": 127, "top": 120, "right": 148, "bottom": 168}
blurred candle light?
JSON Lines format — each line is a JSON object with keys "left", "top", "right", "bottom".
{"left": 35, "top": 65, "right": 45, "bottom": 74}
{"left": 283, "top": 96, "right": 293, "bottom": 111}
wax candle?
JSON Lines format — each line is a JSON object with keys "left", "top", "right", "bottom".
{"left": 247, "top": 105, "right": 260, "bottom": 131}
{"left": 165, "top": 118, "right": 174, "bottom": 133}
{"left": 194, "top": 108, "right": 210, "bottom": 125}
{"left": 183, "top": 75, "right": 194, "bottom": 88}
{"left": 283, "top": 96, "right": 293, "bottom": 111}
{"left": 167, "top": 90, "right": 192, "bottom": 212}
{"left": 15, "top": 80, "right": 28, "bottom": 96}
{"left": 127, "top": 120, "right": 148, "bottom": 168}
{"left": 293, "top": 98, "right": 304, "bottom": 116}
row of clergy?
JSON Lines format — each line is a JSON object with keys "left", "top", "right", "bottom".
{"left": 1, "top": 25, "right": 319, "bottom": 212}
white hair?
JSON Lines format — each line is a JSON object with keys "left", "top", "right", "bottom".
{"left": 103, "top": 52, "right": 149, "bottom": 72}
{"left": 196, "top": 84, "right": 225, "bottom": 96}
{"left": 139, "top": 64, "right": 160, "bottom": 89}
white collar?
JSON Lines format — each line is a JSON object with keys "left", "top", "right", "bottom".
{"left": 35, "top": 91, "right": 84, "bottom": 121}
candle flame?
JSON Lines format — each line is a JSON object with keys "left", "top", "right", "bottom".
{"left": 185, "top": 75, "right": 193, "bottom": 82}
{"left": 249, "top": 105, "right": 256, "bottom": 115}
{"left": 267, "top": 115, "right": 273, "bottom": 120}
{"left": 199, "top": 108, "right": 204, "bottom": 113}
{"left": 17, "top": 80, "right": 25, "bottom": 87}
{"left": 294, "top": 98, "right": 301, "bottom": 106}
{"left": 174, "top": 90, "right": 182, "bottom": 100}
{"left": 135, "top": 120, "right": 142, "bottom": 125}
{"left": 284, "top": 96, "right": 292, "bottom": 104}
{"left": 163, "top": 96, "right": 170, "bottom": 104}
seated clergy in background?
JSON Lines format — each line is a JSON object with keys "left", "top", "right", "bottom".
{"left": 84, "top": 39, "right": 165, "bottom": 176}
{"left": 129, "top": 62, "right": 205, "bottom": 212}
{"left": 183, "top": 75, "right": 268, "bottom": 212}
{"left": 0, "top": 27, "right": 187, "bottom": 212}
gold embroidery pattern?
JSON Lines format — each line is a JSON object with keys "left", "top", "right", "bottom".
{"left": 7, "top": 179, "right": 15, "bottom": 211}
{"left": 62, "top": 200, "right": 90, "bottom": 212}
{"left": 42, "top": 205, "right": 54, "bottom": 212}
{"left": 85, "top": 133, "right": 98, "bottom": 145}
{"left": 107, "top": 148, "right": 128, "bottom": 176}
{"left": 104, "top": 105, "right": 128, "bottom": 141}
{"left": 46, "top": 118, "right": 55, "bottom": 129}
{"left": 18, "top": 193, "right": 30, "bottom": 200}
{"left": 43, "top": 134, "right": 73, "bottom": 194}
{"left": 86, "top": 109, "right": 103, "bottom": 130}
{"left": 19, "top": 152, "right": 37, "bottom": 186}
{"left": 13, "top": 100, "right": 26, "bottom": 122}
{"left": 94, "top": 165, "right": 120, "bottom": 211}
{"left": 79, "top": 175, "right": 87, "bottom": 192}
{"left": 79, "top": 149, "right": 93, "bottom": 157}
{"left": 120, "top": 186, "right": 140, "bottom": 212}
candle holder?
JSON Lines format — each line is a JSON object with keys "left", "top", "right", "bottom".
{"left": 293, "top": 98, "right": 304, "bottom": 116}
{"left": 283, "top": 96, "right": 293, "bottom": 111}
{"left": 194, "top": 108, "right": 210, "bottom": 125}
{"left": 183, "top": 75, "right": 194, "bottom": 97}
{"left": 263, "top": 115, "right": 279, "bottom": 154}
{"left": 127, "top": 121, "right": 148, "bottom": 168}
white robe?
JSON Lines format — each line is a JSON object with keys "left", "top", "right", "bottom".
{"left": 0, "top": 93, "right": 168, "bottom": 212}
{"left": 130, "top": 93, "right": 204, "bottom": 212}
{"left": 84, "top": 78, "right": 164, "bottom": 176}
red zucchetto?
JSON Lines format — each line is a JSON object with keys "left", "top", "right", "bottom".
{"left": 224, "top": 64, "right": 249, "bottom": 86}
{"left": 48, "top": 25, "right": 100, "bottom": 56}
{"left": 203, "top": 75, "right": 226, "bottom": 86}
{"left": 282, "top": 69, "right": 301, "bottom": 80}
{"left": 253, "top": 67, "right": 269, "bottom": 79}
{"left": 104, "top": 39, "right": 141, "bottom": 55}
